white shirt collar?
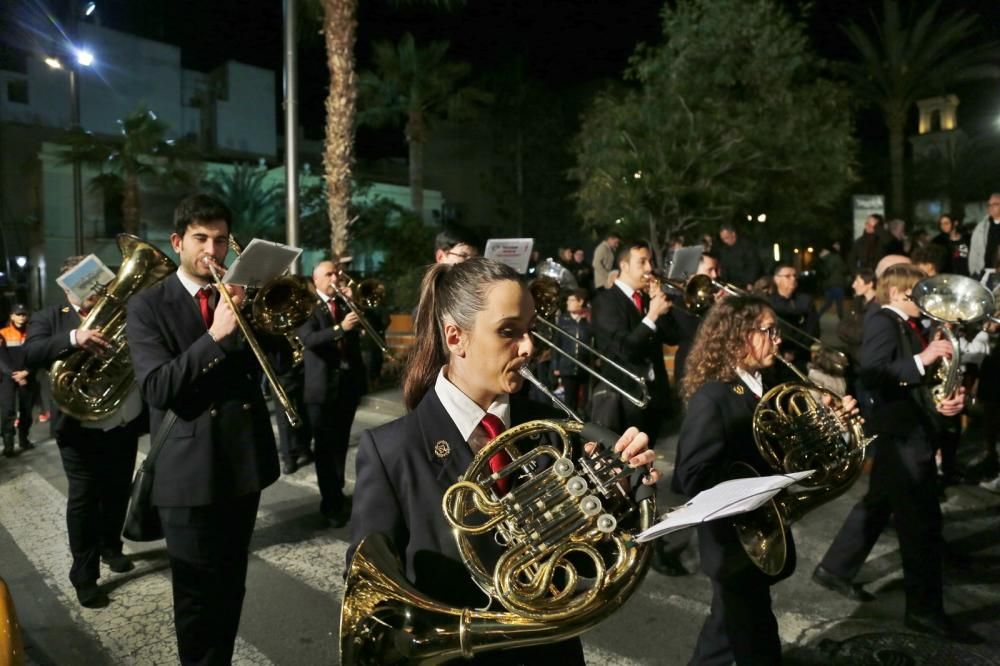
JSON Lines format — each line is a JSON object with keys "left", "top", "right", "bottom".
{"left": 176, "top": 267, "right": 213, "bottom": 298}
{"left": 434, "top": 367, "right": 510, "bottom": 443}
{"left": 735, "top": 367, "right": 763, "bottom": 398}
{"left": 614, "top": 279, "right": 637, "bottom": 299}
{"left": 881, "top": 304, "right": 909, "bottom": 321}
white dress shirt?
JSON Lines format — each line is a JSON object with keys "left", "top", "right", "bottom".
{"left": 434, "top": 367, "right": 510, "bottom": 453}
{"left": 882, "top": 304, "right": 925, "bottom": 375}
{"left": 735, "top": 367, "right": 763, "bottom": 398}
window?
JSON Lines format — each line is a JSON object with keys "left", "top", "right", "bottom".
{"left": 6, "top": 79, "right": 28, "bottom": 105}
{"left": 0, "top": 46, "right": 27, "bottom": 74}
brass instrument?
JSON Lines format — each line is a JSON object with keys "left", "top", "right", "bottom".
{"left": 529, "top": 277, "right": 650, "bottom": 408}
{"left": 227, "top": 237, "right": 317, "bottom": 365}
{"left": 733, "top": 354, "right": 870, "bottom": 575}
{"left": 204, "top": 257, "right": 302, "bottom": 428}
{"left": 331, "top": 269, "right": 393, "bottom": 361}
{"left": 911, "top": 273, "right": 994, "bottom": 403}
{"left": 51, "top": 234, "right": 176, "bottom": 421}
{"left": 340, "top": 411, "right": 656, "bottom": 664}
{"left": 646, "top": 270, "right": 718, "bottom": 316}
{"left": 0, "top": 576, "right": 25, "bottom": 665}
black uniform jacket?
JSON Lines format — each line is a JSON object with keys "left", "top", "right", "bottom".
{"left": 860, "top": 308, "right": 937, "bottom": 437}
{"left": 591, "top": 285, "right": 677, "bottom": 401}
{"left": 673, "top": 377, "right": 795, "bottom": 582}
{"left": 126, "top": 273, "right": 279, "bottom": 507}
{"left": 23, "top": 305, "right": 84, "bottom": 436}
{"left": 296, "top": 298, "right": 366, "bottom": 405}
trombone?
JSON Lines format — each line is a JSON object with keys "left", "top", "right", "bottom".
{"left": 529, "top": 277, "right": 651, "bottom": 408}
{"left": 330, "top": 269, "right": 394, "bottom": 361}
{"left": 204, "top": 257, "right": 303, "bottom": 428}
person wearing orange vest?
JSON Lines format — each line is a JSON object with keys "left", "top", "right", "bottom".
{"left": 0, "top": 304, "right": 37, "bottom": 456}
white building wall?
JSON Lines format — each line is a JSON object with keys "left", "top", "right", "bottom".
{"left": 215, "top": 62, "right": 276, "bottom": 157}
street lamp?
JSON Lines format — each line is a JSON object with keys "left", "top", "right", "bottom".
{"left": 46, "top": 48, "right": 94, "bottom": 255}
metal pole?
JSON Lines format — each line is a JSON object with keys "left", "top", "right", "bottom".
{"left": 70, "top": 66, "right": 84, "bottom": 255}
{"left": 283, "top": 0, "right": 300, "bottom": 273}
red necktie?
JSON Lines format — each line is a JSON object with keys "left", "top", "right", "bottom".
{"left": 196, "top": 288, "right": 214, "bottom": 328}
{"left": 327, "top": 298, "right": 339, "bottom": 322}
{"left": 481, "top": 413, "right": 512, "bottom": 496}
{"left": 905, "top": 318, "right": 927, "bottom": 350}
{"left": 631, "top": 290, "right": 644, "bottom": 313}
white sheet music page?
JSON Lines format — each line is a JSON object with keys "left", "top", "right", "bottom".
{"left": 636, "top": 470, "right": 815, "bottom": 542}
{"left": 222, "top": 239, "right": 302, "bottom": 288}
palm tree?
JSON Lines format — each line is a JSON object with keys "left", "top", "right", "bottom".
{"left": 840, "top": 0, "right": 1000, "bottom": 216}
{"left": 201, "top": 164, "right": 283, "bottom": 241}
{"left": 312, "top": 0, "right": 462, "bottom": 256}
{"left": 358, "top": 32, "right": 491, "bottom": 216}
{"left": 58, "top": 106, "right": 197, "bottom": 235}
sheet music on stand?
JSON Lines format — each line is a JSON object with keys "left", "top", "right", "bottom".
{"left": 666, "top": 245, "right": 702, "bottom": 280}
{"left": 636, "top": 471, "right": 815, "bottom": 542}
{"left": 222, "top": 239, "right": 302, "bottom": 288}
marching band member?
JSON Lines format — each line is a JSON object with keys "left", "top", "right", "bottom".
{"left": 127, "top": 194, "right": 279, "bottom": 664}
{"left": 347, "top": 257, "right": 658, "bottom": 664}
{"left": 24, "top": 257, "right": 143, "bottom": 608}
{"left": 674, "top": 295, "right": 858, "bottom": 665}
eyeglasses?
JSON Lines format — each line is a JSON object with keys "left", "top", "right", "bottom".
{"left": 755, "top": 325, "right": 781, "bottom": 341}
{"left": 447, "top": 250, "right": 475, "bottom": 260}
{"left": 775, "top": 273, "right": 797, "bottom": 280}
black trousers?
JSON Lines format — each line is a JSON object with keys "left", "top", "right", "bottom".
{"left": 590, "top": 385, "right": 667, "bottom": 447}
{"left": 307, "top": 394, "right": 360, "bottom": 515}
{"left": 0, "top": 377, "right": 36, "bottom": 441}
{"left": 820, "top": 429, "right": 944, "bottom": 616}
{"left": 159, "top": 492, "right": 260, "bottom": 666}
{"left": 275, "top": 380, "right": 310, "bottom": 462}
{"left": 56, "top": 425, "right": 138, "bottom": 587}
{"left": 689, "top": 569, "right": 781, "bottom": 666}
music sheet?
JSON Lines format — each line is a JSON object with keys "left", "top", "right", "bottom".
{"left": 223, "top": 239, "right": 301, "bottom": 288}
{"left": 636, "top": 471, "right": 815, "bottom": 542}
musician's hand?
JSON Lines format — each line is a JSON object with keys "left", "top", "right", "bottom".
{"left": 340, "top": 285, "right": 354, "bottom": 301}
{"left": 823, "top": 392, "right": 860, "bottom": 423}
{"left": 209, "top": 298, "right": 239, "bottom": 341}
{"left": 76, "top": 328, "right": 111, "bottom": 354}
{"left": 222, "top": 284, "right": 246, "bottom": 307}
{"left": 612, "top": 426, "right": 660, "bottom": 485}
{"left": 936, "top": 387, "right": 966, "bottom": 417}
{"left": 11, "top": 370, "right": 28, "bottom": 386}
{"left": 918, "top": 339, "right": 953, "bottom": 367}
{"left": 647, "top": 289, "right": 671, "bottom": 320}
{"left": 341, "top": 311, "right": 360, "bottom": 331}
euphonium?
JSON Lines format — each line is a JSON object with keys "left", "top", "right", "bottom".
{"left": 734, "top": 356, "right": 871, "bottom": 575}
{"left": 340, "top": 419, "right": 656, "bottom": 664}
{"left": 50, "top": 234, "right": 176, "bottom": 421}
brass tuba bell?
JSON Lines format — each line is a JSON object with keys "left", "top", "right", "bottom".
{"left": 340, "top": 419, "right": 656, "bottom": 664}
{"left": 50, "top": 234, "right": 176, "bottom": 421}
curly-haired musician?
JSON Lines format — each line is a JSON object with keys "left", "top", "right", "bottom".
{"left": 347, "top": 257, "right": 658, "bottom": 664}
{"left": 674, "top": 295, "right": 858, "bottom": 665}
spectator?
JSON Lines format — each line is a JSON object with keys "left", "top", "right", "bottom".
{"left": 911, "top": 244, "right": 948, "bottom": 278}
{"left": 932, "top": 214, "right": 971, "bottom": 276}
{"left": 717, "top": 224, "right": 762, "bottom": 290}
{"left": 817, "top": 246, "right": 849, "bottom": 320}
{"left": 434, "top": 226, "right": 479, "bottom": 265}
{"left": 847, "top": 214, "right": 887, "bottom": 271}
{"left": 570, "top": 248, "right": 593, "bottom": 293}
{"left": 968, "top": 192, "right": 1000, "bottom": 277}
{"left": 552, "top": 288, "right": 592, "bottom": 416}
{"left": 883, "top": 218, "right": 908, "bottom": 256}
{"left": 591, "top": 231, "right": 622, "bottom": 290}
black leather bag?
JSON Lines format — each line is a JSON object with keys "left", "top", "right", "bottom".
{"left": 122, "top": 411, "right": 177, "bottom": 542}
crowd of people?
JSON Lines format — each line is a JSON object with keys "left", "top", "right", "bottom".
{"left": 2, "top": 191, "right": 999, "bottom": 664}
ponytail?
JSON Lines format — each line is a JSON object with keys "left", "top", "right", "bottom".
{"left": 403, "top": 264, "right": 450, "bottom": 410}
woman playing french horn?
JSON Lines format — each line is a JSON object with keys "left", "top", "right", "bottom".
{"left": 674, "top": 295, "right": 859, "bottom": 665}
{"left": 346, "top": 257, "right": 659, "bottom": 664}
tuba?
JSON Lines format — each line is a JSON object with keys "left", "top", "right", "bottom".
{"left": 50, "top": 234, "right": 176, "bottom": 421}
{"left": 340, "top": 419, "right": 656, "bottom": 664}
{"left": 910, "top": 274, "right": 994, "bottom": 403}
{"left": 734, "top": 356, "right": 871, "bottom": 575}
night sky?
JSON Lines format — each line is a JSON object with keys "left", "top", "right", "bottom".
{"left": 9, "top": 0, "right": 1000, "bottom": 184}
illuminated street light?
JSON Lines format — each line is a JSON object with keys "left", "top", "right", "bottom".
{"left": 773, "top": 244, "right": 780, "bottom": 262}
{"left": 15, "top": 256, "right": 28, "bottom": 269}
{"left": 84, "top": 2, "right": 97, "bottom": 16}
{"left": 806, "top": 246, "right": 814, "bottom": 253}
{"left": 757, "top": 213, "right": 767, "bottom": 223}
{"left": 75, "top": 48, "right": 95, "bottom": 67}
{"left": 44, "top": 57, "right": 63, "bottom": 70}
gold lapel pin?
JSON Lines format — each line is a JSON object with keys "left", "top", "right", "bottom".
{"left": 732, "top": 385, "right": 745, "bottom": 395}
{"left": 433, "top": 440, "right": 451, "bottom": 459}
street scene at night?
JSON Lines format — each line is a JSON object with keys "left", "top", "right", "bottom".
{"left": 1, "top": 1, "right": 1000, "bottom": 664}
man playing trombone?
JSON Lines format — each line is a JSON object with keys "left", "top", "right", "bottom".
{"left": 126, "top": 194, "right": 280, "bottom": 664}
{"left": 298, "top": 259, "right": 367, "bottom": 528}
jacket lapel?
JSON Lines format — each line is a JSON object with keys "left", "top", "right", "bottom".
{"left": 162, "top": 274, "right": 208, "bottom": 348}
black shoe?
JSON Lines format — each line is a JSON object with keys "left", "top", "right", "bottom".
{"left": 75, "top": 582, "right": 110, "bottom": 608}
{"left": 322, "top": 501, "right": 351, "bottom": 528}
{"left": 18, "top": 439, "right": 34, "bottom": 451}
{"left": 650, "top": 549, "right": 688, "bottom": 577}
{"left": 904, "top": 612, "right": 984, "bottom": 644}
{"left": 101, "top": 552, "right": 135, "bottom": 573}
{"left": 281, "top": 459, "right": 298, "bottom": 475}
{"left": 812, "top": 565, "right": 875, "bottom": 602}
{"left": 296, "top": 451, "right": 314, "bottom": 467}
{"left": 2, "top": 440, "right": 15, "bottom": 458}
